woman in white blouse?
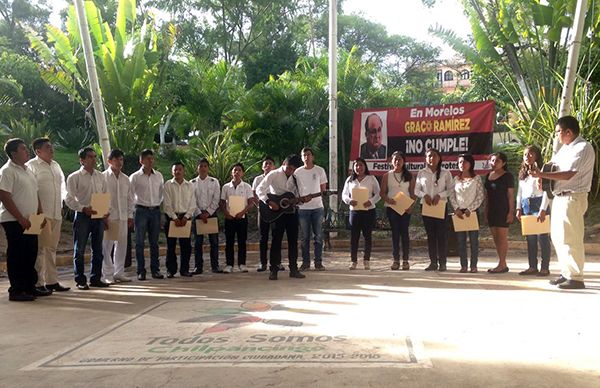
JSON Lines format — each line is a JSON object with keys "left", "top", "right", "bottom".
{"left": 515, "top": 145, "right": 551, "bottom": 276}
{"left": 342, "top": 158, "right": 381, "bottom": 270}
{"left": 380, "top": 151, "right": 415, "bottom": 270}
{"left": 449, "top": 154, "right": 485, "bottom": 273}
{"left": 415, "top": 148, "right": 453, "bottom": 271}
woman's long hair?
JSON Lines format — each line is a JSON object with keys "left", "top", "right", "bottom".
{"left": 491, "top": 151, "right": 508, "bottom": 171}
{"left": 426, "top": 148, "right": 442, "bottom": 184}
{"left": 351, "top": 158, "right": 370, "bottom": 181}
{"left": 518, "top": 145, "right": 543, "bottom": 180}
{"left": 390, "top": 151, "right": 413, "bottom": 182}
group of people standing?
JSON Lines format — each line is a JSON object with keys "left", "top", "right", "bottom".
{"left": 0, "top": 116, "right": 595, "bottom": 301}
{"left": 340, "top": 115, "right": 594, "bottom": 290}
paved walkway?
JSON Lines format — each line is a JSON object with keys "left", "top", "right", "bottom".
{"left": 1, "top": 246, "right": 600, "bottom": 388}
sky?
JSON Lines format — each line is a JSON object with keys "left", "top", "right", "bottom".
{"left": 47, "top": 0, "right": 471, "bottom": 58}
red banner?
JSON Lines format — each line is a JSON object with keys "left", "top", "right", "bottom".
{"left": 351, "top": 100, "right": 495, "bottom": 175}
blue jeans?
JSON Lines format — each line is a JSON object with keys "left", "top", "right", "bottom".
{"left": 298, "top": 207, "right": 324, "bottom": 265}
{"left": 521, "top": 197, "right": 551, "bottom": 270}
{"left": 456, "top": 230, "right": 479, "bottom": 268}
{"left": 134, "top": 206, "right": 161, "bottom": 275}
{"left": 73, "top": 212, "right": 104, "bottom": 284}
{"left": 193, "top": 214, "right": 220, "bottom": 272}
{"left": 386, "top": 207, "right": 411, "bottom": 261}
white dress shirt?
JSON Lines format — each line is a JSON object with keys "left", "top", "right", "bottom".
{"left": 129, "top": 168, "right": 164, "bottom": 207}
{"left": 65, "top": 167, "right": 107, "bottom": 212}
{"left": 252, "top": 174, "right": 265, "bottom": 192}
{"left": 449, "top": 175, "right": 485, "bottom": 211}
{"left": 550, "top": 136, "right": 595, "bottom": 194}
{"left": 383, "top": 171, "right": 411, "bottom": 208}
{"left": 103, "top": 168, "right": 134, "bottom": 221}
{"left": 415, "top": 167, "right": 453, "bottom": 204}
{"left": 255, "top": 167, "right": 297, "bottom": 202}
{"left": 294, "top": 165, "right": 328, "bottom": 210}
{"left": 0, "top": 160, "right": 39, "bottom": 222}
{"left": 164, "top": 178, "right": 196, "bottom": 219}
{"left": 342, "top": 175, "right": 381, "bottom": 211}
{"left": 192, "top": 175, "right": 221, "bottom": 216}
{"left": 221, "top": 180, "right": 253, "bottom": 217}
{"left": 516, "top": 175, "right": 549, "bottom": 211}
{"left": 26, "top": 157, "right": 66, "bottom": 220}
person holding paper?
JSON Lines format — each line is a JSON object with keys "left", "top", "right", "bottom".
{"left": 192, "top": 158, "right": 222, "bottom": 274}
{"left": 0, "top": 138, "right": 49, "bottom": 301}
{"left": 415, "top": 148, "right": 452, "bottom": 271}
{"left": 27, "top": 138, "right": 70, "bottom": 293}
{"left": 256, "top": 154, "right": 306, "bottom": 280}
{"left": 515, "top": 145, "right": 551, "bottom": 277}
{"left": 380, "top": 151, "right": 415, "bottom": 271}
{"left": 221, "top": 163, "right": 254, "bottom": 273}
{"left": 65, "top": 147, "right": 109, "bottom": 289}
{"left": 130, "top": 149, "right": 165, "bottom": 280}
{"left": 530, "top": 116, "right": 595, "bottom": 290}
{"left": 450, "top": 153, "right": 485, "bottom": 273}
{"left": 484, "top": 152, "right": 515, "bottom": 274}
{"left": 342, "top": 158, "right": 381, "bottom": 270}
{"left": 101, "top": 149, "right": 134, "bottom": 283}
{"left": 295, "top": 147, "right": 328, "bottom": 272}
{"left": 163, "top": 162, "right": 196, "bottom": 278}
{"left": 252, "top": 156, "right": 277, "bottom": 272}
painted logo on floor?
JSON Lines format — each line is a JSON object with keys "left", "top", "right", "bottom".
{"left": 25, "top": 300, "right": 430, "bottom": 369}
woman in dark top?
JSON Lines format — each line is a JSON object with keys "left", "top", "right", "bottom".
{"left": 484, "top": 152, "right": 515, "bottom": 273}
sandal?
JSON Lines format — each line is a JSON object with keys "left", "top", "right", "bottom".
{"left": 470, "top": 267, "right": 478, "bottom": 273}
{"left": 487, "top": 267, "right": 509, "bottom": 273}
{"left": 459, "top": 267, "right": 468, "bottom": 273}
{"left": 401, "top": 261, "right": 410, "bottom": 271}
{"left": 519, "top": 268, "right": 538, "bottom": 276}
{"left": 391, "top": 261, "right": 400, "bottom": 270}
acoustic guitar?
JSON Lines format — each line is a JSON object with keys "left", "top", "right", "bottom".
{"left": 540, "top": 162, "right": 558, "bottom": 199}
{"left": 259, "top": 192, "right": 329, "bottom": 223}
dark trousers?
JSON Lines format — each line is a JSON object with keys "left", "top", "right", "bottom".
{"left": 164, "top": 217, "right": 191, "bottom": 275}
{"left": 2, "top": 221, "right": 38, "bottom": 295}
{"left": 194, "top": 214, "right": 219, "bottom": 271}
{"left": 258, "top": 214, "right": 270, "bottom": 267}
{"left": 225, "top": 218, "right": 248, "bottom": 266}
{"left": 349, "top": 209, "right": 376, "bottom": 262}
{"left": 521, "top": 197, "right": 551, "bottom": 270}
{"left": 422, "top": 215, "right": 448, "bottom": 265}
{"left": 134, "top": 206, "right": 161, "bottom": 275}
{"left": 73, "top": 212, "right": 104, "bottom": 284}
{"left": 270, "top": 212, "right": 299, "bottom": 271}
{"left": 386, "top": 207, "right": 411, "bottom": 261}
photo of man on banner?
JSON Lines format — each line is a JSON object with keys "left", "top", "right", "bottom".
{"left": 360, "top": 112, "right": 388, "bottom": 160}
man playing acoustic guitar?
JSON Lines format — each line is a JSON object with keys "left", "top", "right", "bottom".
{"left": 256, "top": 155, "right": 306, "bottom": 280}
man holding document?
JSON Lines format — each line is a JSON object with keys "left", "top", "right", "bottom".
{"left": 530, "top": 116, "right": 595, "bottom": 290}
{"left": 163, "top": 162, "right": 196, "bottom": 278}
{"left": 0, "top": 138, "right": 48, "bottom": 301}
{"left": 65, "top": 147, "right": 109, "bottom": 290}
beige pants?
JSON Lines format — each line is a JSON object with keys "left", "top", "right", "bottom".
{"left": 551, "top": 192, "right": 588, "bottom": 281}
{"left": 35, "top": 218, "right": 62, "bottom": 286}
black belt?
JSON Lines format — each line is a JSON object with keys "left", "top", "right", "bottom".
{"left": 136, "top": 204, "right": 160, "bottom": 210}
{"left": 554, "top": 191, "right": 573, "bottom": 197}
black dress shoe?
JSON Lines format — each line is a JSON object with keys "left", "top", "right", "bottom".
{"left": 46, "top": 283, "right": 70, "bottom": 292}
{"left": 192, "top": 268, "right": 203, "bottom": 275}
{"left": 138, "top": 273, "right": 146, "bottom": 281}
{"left": 166, "top": 272, "right": 175, "bottom": 278}
{"left": 558, "top": 280, "right": 585, "bottom": 290}
{"left": 289, "top": 270, "right": 306, "bottom": 279}
{"left": 180, "top": 272, "right": 193, "bottom": 277}
{"left": 33, "top": 286, "right": 53, "bottom": 297}
{"left": 438, "top": 263, "right": 447, "bottom": 272}
{"left": 257, "top": 264, "right": 267, "bottom": 272}
{"left": 278, "top": 264, "right": 286, "bottom": 271}
{"left": 151, "top": 271, "right": 164, "bottom": 279}
{"left": 9, "top": 292, "right": 35, "bottom": 302}
{"left": 76, "top": 283, "right": 90, "bottom": 290}
{"left": 424, "top": 263, "right": 438, "bottom": 271}
{"left": 269, "top": 271, "right": 278, "bottom": 280}
{"left": 299, "top": 263, "right": 310, "bottom": 271}
{"left": 549, "top": 275, "right": 568, "bottom": 285}
{"left": 89, "top": 280, "right": 110, "bottom": 288}
{"left": 212, "top": 268, "right": 223, "bottom": 274}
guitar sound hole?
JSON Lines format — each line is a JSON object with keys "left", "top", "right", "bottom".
{"left": 280, "top": 198, "right": 290, "bottom": 208}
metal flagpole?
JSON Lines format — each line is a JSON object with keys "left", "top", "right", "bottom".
{"left": 73, "top": 0, "right": 111, "bottom": 168}
{"left": 328, "top": 0, "right": 338, "bottom": 213}
{"left": 554, "top": 0, "right": 588, "bottom": 154}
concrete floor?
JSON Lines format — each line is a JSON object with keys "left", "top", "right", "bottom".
{"left": 1, "top": 246, "right": 600, "bottom": 388}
